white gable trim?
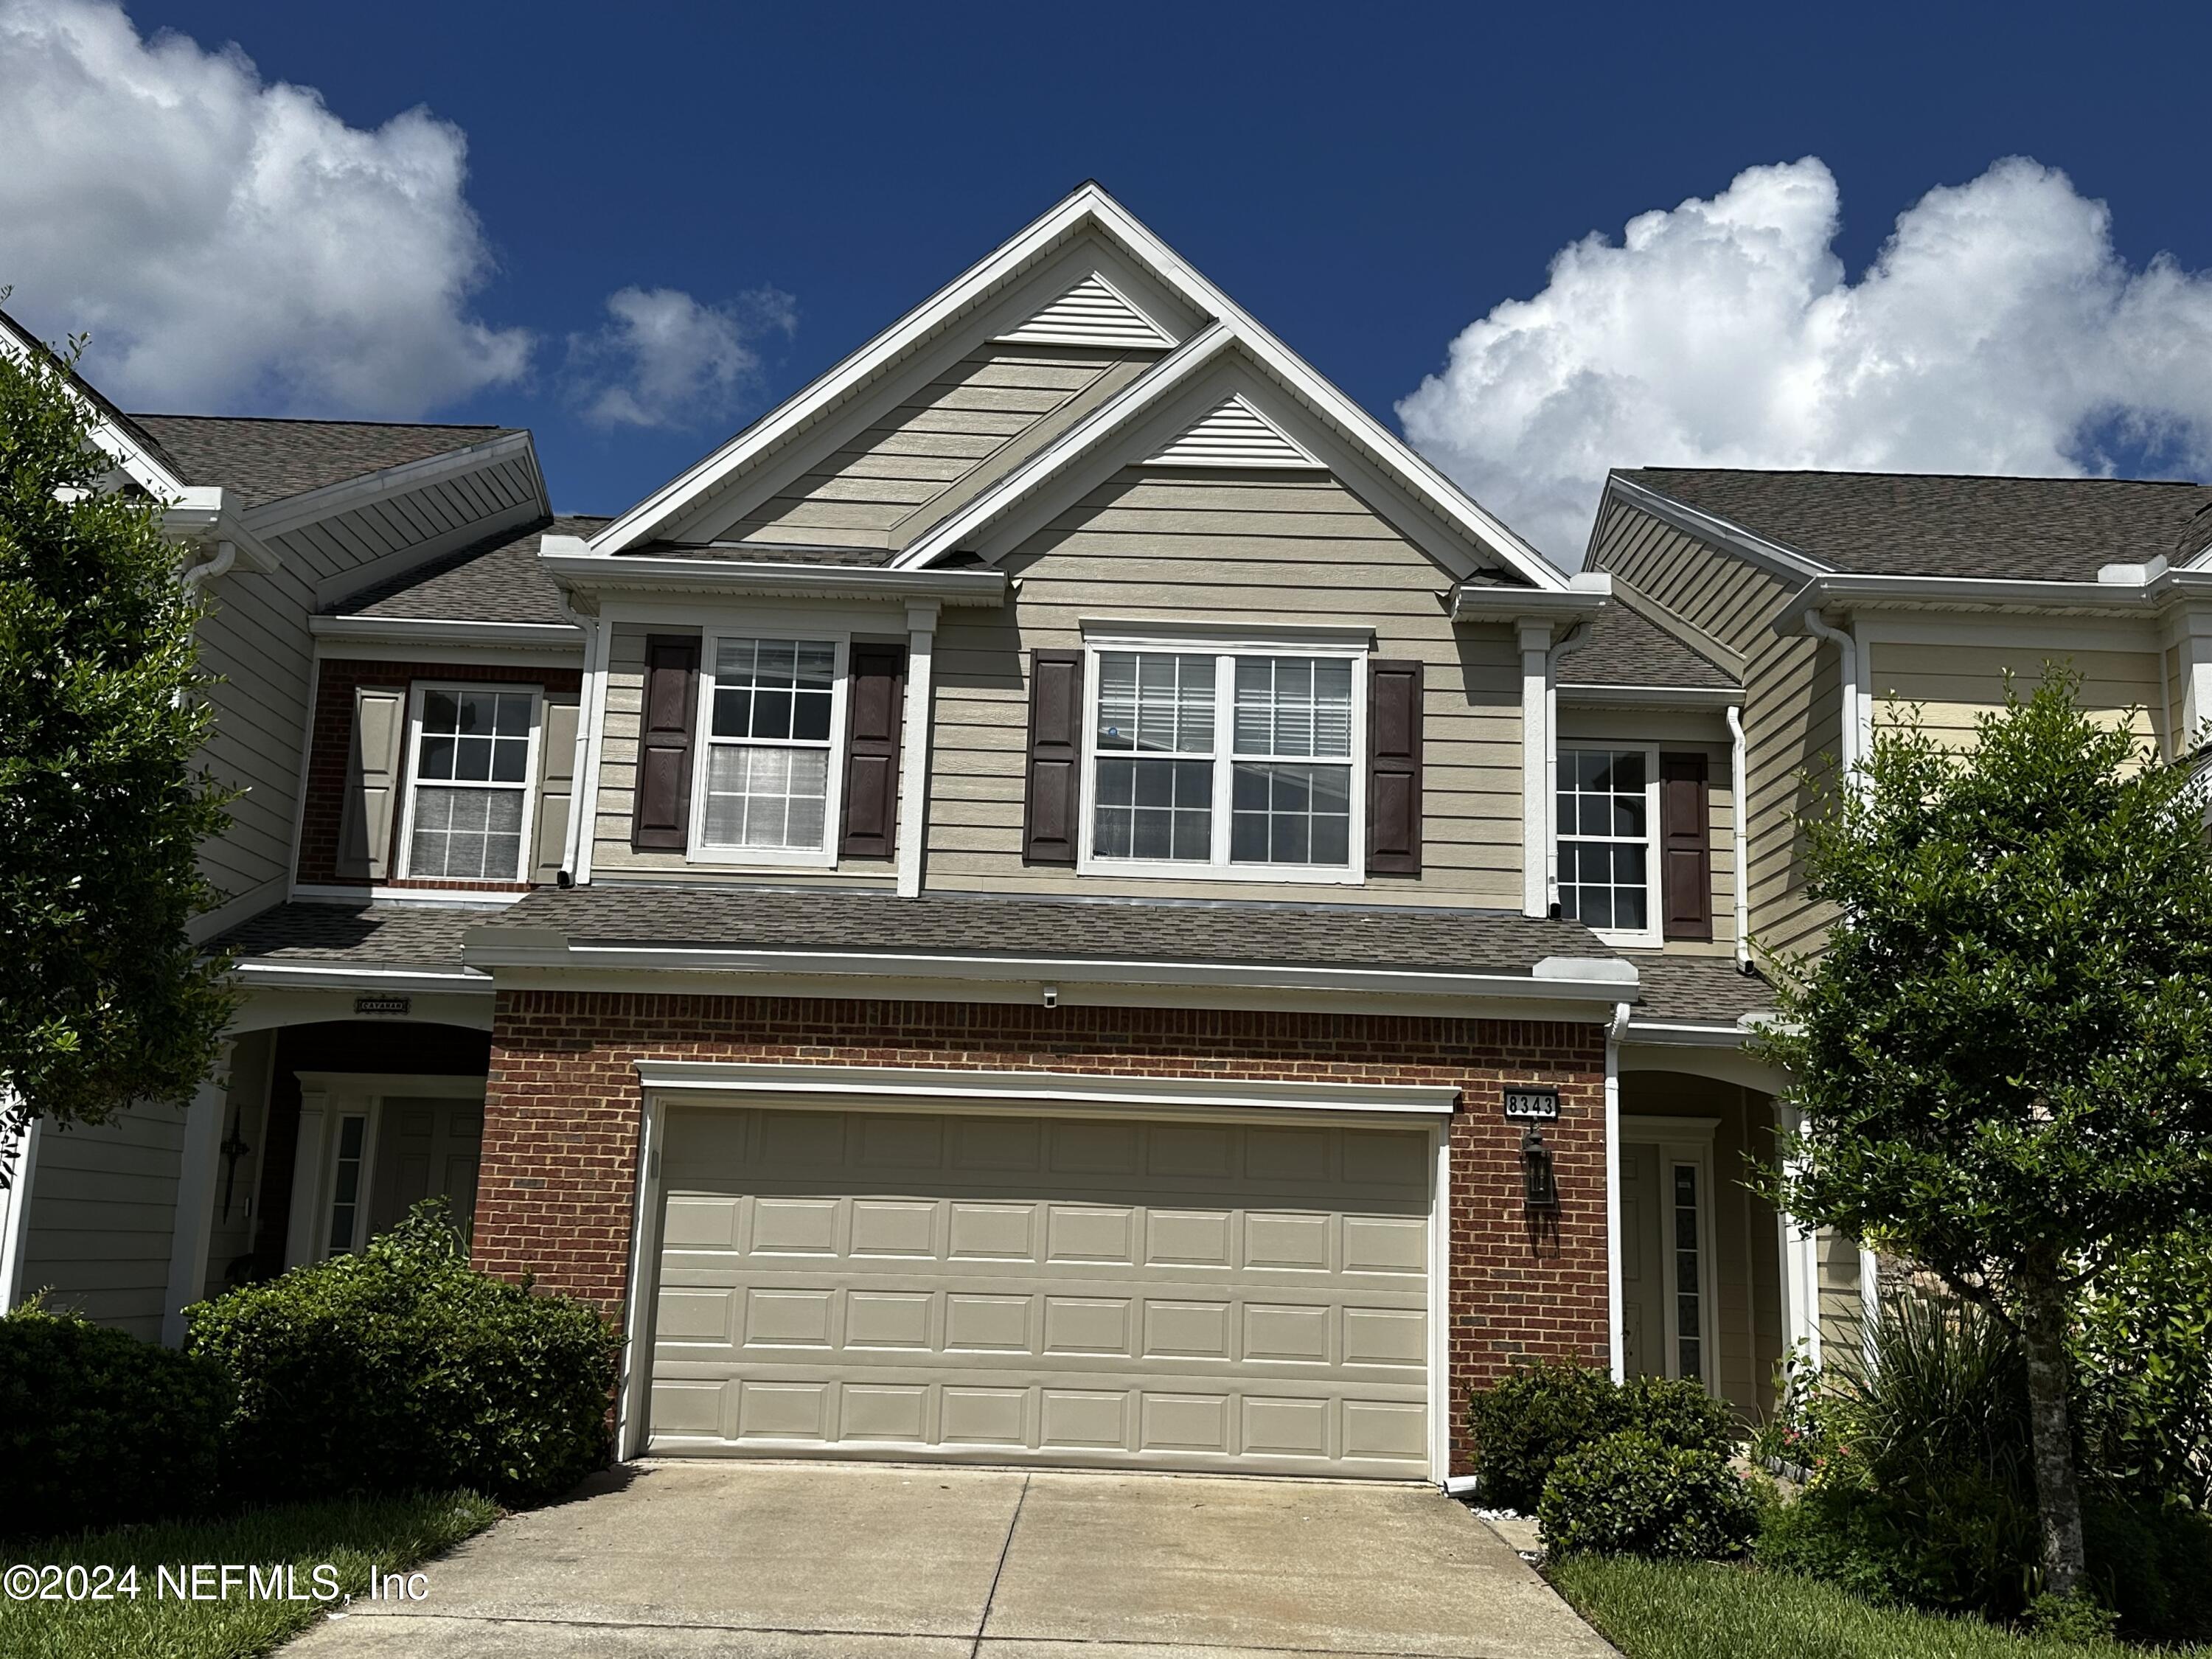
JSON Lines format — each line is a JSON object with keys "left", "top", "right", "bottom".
{"left": 588, "top": 183, "right": 1565, "bottom": 591}
{"left": 0, "top": 311, "right": 189, "bottom": 499}
{"left": 1147, "top": 393, "right": 1322, "bottom": 469}
{"left": 995, "top": 271, "right": 1175, "bottom": 349}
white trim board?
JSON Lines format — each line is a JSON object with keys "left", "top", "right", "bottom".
{"left": 634, "top": 1060, "right": 1458, "bottom": 1119}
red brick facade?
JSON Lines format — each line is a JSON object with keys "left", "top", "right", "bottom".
{"left": 479, "top": 990, "right": 1610, "bottom": 1474}
{"left": 296, "top": 657, "right": 582, "bottom": 887}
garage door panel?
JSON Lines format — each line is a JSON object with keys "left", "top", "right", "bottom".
{"left": 649, "top": 1106, "right": 1433, "bottom": 1478}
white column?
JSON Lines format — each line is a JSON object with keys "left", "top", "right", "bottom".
{"left": 618, "top": 1093, "right": 667, "bottom": 1460}
{"left": 163, "top": 1042, "right": 232, "bottom": 1345}
{"left": 896, "top": 600, "right": 940, "bottom": 900}
{"left": 571, "top": 614, "right": 611, "bottom": 885}
{"left": 1604, "top": 1002, "right": 1628, "bottom": 1382}
{"left": 0, "top": 1113, "right": 42, "bottom": 1313}
{"left": 1517, "top": 620, "right": 1553, "bottom": 918}
{"left": 284, "top": 1088, "right": 330, "bottom": 1269}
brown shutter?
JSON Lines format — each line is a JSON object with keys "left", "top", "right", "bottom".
{"left": 1660, "top": 751, "right": 1713, "bottom": 941}
{"left": 1022, "top": 649, "right": 1084, "bottom": 865}
{"left": 839, "top": 644, "right": 906, "bottom": 860}
{"left": 630, "top": 634, "right": 700, "bottom": 851}
{"left": 1366, "top": 660, "right": 1423, "bottom": 875}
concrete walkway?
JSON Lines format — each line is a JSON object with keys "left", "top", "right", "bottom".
{"left": 284, "top": 1460, "right": 1615, "bottom": 1658}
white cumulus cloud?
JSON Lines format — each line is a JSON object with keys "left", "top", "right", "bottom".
{"left": 0, "top": 0, "right": 532, "bottom": 416}
{"left": 1398, "top": 156, "right": 2212, "bottom": 563}
{"left": 566, "top": 285, "right": 798, "bottom": 431}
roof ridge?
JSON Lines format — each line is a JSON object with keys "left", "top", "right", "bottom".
{"left": 128, "top": 411, "right": 514, "bottom": 433}
{"left": 1625, "top": 464, "right": 2212, "bottom": 490}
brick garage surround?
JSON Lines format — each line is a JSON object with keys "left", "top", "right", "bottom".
{"left": 296, "top": 657, "right": 582, "bottom": 887}
{"left": 479, "top": 990, "right": 1610, "bottom": 1475}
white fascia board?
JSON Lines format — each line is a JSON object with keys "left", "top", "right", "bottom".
{"left": 893, "top": 324, "right": 1235, "bottom": 568}
{"left": 0, "top": 314, "right": 189, "bottom": 498}
{"left": 1770, "top": 568, "right": 2212, "bottom": 633}
{"left": 1449, "top": 579, "right": 1611, "bottom": 623}
{"left": 228, "top": 960, "right": 493, "bottom": 995}
{"left": 543, "top": 552, "right": 1006, "bottom": 611}
{"left": 310, "top": 615, "right": 583, "bottom": 653}
{"left": 1622, "top": 1019, "right": 1760, "bottom": 1047}
{"left": 243, "top": 431, "right": 543, "bottom": 541}
{"left": 159, "top": 486, "right": 280, "bottom": 574}
{"left": 462, "top": 932, "right": 1638, "bottom": 1004}
{"left": 1604, "top": 474, "right": 1829, "bottom": 582}
{"left": 635, "top": 1059, "right": 1459, "bottom": 1117}
{"left": 1558, "top": 684, "right": 1745, "bottom": 708}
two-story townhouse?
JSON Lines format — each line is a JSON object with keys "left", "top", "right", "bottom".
{"left": 122, "top": 185, "right": 1776, "bottom": 1489}
{"left": 1587, "top": 464, "right": 2212, "bottom": 1385}
{"left": 0, "top": 309, "right": 555, "bottom": 1342}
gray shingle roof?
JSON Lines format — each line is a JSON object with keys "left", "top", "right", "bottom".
{"left": 495, "top": 884, "right": 1612, "bottom": 977}
{"left": 128, "top": 414, "right": 518, "bottom": 508}
{"left": 1620, "top": 467, "right": 2212, "bottom": 583}
{"left": 214, "top": 901, "right": 505, "bottom": 975}
{"left": 330, "top": 515, "right": 607, "bottom": 625}
{"left": 1560, "top": 604, "right": 1739, "bottom": 692}
{"left": 1624, "top": 953, "right": 1775, "bottom": 1026}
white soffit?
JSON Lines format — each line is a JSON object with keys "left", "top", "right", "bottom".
{"left": 994, "top": 272, "right": 1174, "bottom": 349}
{"left": 1147, "top": 393, "right": 1323, "bottom": 469}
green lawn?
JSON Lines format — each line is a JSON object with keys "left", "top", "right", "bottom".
{"left": 0, "top": 1491, "right": 500, "bottom": 1659}
{"left": 1548, "top": 1556, "right": 2212, "bottom": 1659}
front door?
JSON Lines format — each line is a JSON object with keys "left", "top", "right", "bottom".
{"left": 366, "top": 1097, "right": 484, "bottom": 1241}
{"left": 1620, "top": 1135, "right": 1714, "bottom": 1389}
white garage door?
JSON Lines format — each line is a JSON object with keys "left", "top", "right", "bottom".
{"left": 647, "top": 1105, "right": 1436, "bottom": 1478}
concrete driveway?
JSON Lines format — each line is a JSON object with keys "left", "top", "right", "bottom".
{"left": 285, "top": 1460, "right": 1615, "bottom": 1659}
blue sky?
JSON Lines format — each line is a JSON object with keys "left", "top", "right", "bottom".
{"left": 7, "top": 0, "right": 2212, "bottom": 560}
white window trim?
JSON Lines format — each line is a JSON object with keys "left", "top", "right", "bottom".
{"left": 1557, "top": 742, "right": 1662, "bottom": 948}
{"left": 1074, "top": 638, "right": 1369, "bottom": 886}
{"left": 686, "top": 627, "right": 852, "bottom": 869}
{"left": 394, "top": 682, "right": 544, "bottom": 884}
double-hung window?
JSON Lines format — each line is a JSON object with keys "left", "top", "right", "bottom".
{"left": 1083, "top": 642, "right": 1363, "bottom": 881}
{"left": 401, "top": 686, "right": 539, "bottom": 881}
{"left": 1557, "top": 747, "right": 1657, "bottom": 941}
{"left": 693, "top": 634, "right": 846, "bottom": 863}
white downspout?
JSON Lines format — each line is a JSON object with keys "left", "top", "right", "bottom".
{"left": 1605, "top": 998, "right": 1630, "bottom": 1382}
{"left": 896, "top": 601, "right": 940, "bottom": 899}
{"left": 558, "top": 594, "right": 606, "bottom": 884}
{"left": 180, "top": 538, "right": 238, "bottom": 594}
{"left": 1798, "top": 610, "right": 1860, "bottom": 776}
{"left": 1725, "top": 703, "right": 1750, "bottom": 970}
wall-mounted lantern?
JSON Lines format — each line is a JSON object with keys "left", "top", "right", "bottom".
{"left": 1520, "top": 1124, "right": 1559, "bottom": 1214}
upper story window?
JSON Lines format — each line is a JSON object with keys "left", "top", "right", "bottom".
{"left": 1557, "top": 747, "right": 1654, "bottom": 942}
{"left": 1082, "top": 644, "right": 1363, "bottom": 883}
{"left": 400, "top": 686, "right": 540, "bottom": 881}
{"left": 692, "top": 634, "right": 847, "bottom": 865}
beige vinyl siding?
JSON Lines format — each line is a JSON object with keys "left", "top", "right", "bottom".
{"left": 712, "top": 347, "right": 1150, "bottom": 550}
{"left": 1589, "top": 501, "right": 1833, "bottom": 964}
{"left": 1558, "top": 708, "right": 1737, "bottom": 954}
{"left": 1868, "top": 641, "right": 2166, "bottom": 755}
{"left": 1818, "top": 1231, "right": 1866, "bottom": 1364}
{"left": 18, "top": 1104, "right": 189, "bottom": 1340}
{"left": 590, "top": 624, "right": 897, "bottom": 886}
{"left": 925, "top": 467, "right": 1524, "bottom": 908}
{"left": 195, "top": 564, "right": 316, "bottom": 917}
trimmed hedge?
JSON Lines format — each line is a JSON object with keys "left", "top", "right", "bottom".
{"left": 188, "top": 1201, "right": 619, "bottom": 1507}
{"left": 0, "top": 1298, "right": 234, "bottom": 1537}
{"left": 1465, "top": 1361, "right": 1736, "bottom": 1511}
{"left": 1539, "top": 1428, "right": 1761, "bottom": 1559}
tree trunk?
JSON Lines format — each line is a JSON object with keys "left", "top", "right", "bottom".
{"left": 2022, "top": 1284, "right": 2087, "bottom": 1599}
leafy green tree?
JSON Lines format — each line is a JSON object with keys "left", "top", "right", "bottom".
{"left": 1756, "top": 670, "right": 2212, "bottom": 1600}
{"left": 0, "top": 335, "right": 234, "bottom": 1159}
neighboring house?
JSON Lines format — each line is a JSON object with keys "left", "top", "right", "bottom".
{"left": 10, "top": 185, "right": 2199, "bottom": 1488}
{"left": 0, "top": 306, "right": 554, "bottom": 1340}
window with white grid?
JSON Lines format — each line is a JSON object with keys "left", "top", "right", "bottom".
{"left": 698, "top": 636, "right": 841, "bottom": 856}
{"left": 403, "top": 686, "right": 537, "bottom": 880}
{"left": 1557, "top": 748, "right": 1651, "bottom": 935}
{"left": 1085, "top": 644, "right": 1363, "bottom": 880}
